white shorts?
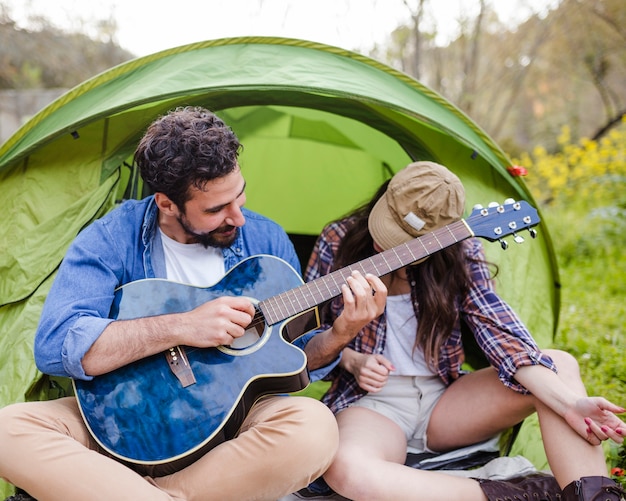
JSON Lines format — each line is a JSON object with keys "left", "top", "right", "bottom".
{"left": 346, "top": 375, "right": 446, "bottom": 453}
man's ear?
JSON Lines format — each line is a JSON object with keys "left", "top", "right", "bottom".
{"left": 154, "top": 193, "right": 179, "bottom": 216}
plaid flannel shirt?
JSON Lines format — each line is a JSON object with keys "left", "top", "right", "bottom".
{"left": 304, "top": 217, "right": 556, "bottom": 414}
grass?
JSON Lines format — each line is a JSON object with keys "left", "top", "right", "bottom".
{"left": 541, "top": 200, "right": 626, "bottom": 484}
{"left": 547, "top": 203, "right": 626, "bottom": 403}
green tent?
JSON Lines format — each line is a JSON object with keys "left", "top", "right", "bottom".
{"left": 0, "top": 37, "right": 559, "bottom": 494}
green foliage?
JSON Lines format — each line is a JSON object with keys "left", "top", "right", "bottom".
{"left": 608, "top": 440, "right": 626, "bottom": 489}
{"left": 513, "top": 121, "right": 626, "bottom": 474}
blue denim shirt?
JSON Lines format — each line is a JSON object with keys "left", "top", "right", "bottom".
{"left": 34, "top": 196, "right": 335, "bottom": 381}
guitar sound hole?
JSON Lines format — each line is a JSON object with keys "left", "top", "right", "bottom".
{"left": 229, "top": 321, "right": 264, "bottom": 349}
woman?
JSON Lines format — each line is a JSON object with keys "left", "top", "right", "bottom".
{"left": 305, "top": 161, "right": 625, "bottom": 501}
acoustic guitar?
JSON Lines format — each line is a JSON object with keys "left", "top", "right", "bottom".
{"left": 73, "top": 199, "right": 540, "bottom": 476}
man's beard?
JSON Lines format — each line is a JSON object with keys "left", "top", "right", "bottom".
{"left": 177, "top": 213, "right": 239, "bottom": 249}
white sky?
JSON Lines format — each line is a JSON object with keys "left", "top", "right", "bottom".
{"left": 3, "top": 0, "right": 559, "bottom": 57}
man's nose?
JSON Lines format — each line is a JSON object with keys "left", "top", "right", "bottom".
{"left": 225, "top": 202, "right": 245, "bottom": 227}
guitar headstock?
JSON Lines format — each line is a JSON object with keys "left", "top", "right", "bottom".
{"left": 467, "top": 199, "right": 540, "bottom": 249}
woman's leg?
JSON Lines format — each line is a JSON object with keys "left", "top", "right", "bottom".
{"left": 426, "top": 350, "right": 611, "bottom": 487}
{"left": 426, "top": 367, "right": 534, "bottom": 453}
{"left": 323, "top": 406, "right": 488, "bottom": 501}
{"left": 531, "top": 350, "right": 609, "bottom": 483}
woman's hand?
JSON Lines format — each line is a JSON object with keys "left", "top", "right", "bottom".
{"left": 565, "top": 397, "right": 625, "bottom": 445}
{"left": 341, "top": 348, "right": 395, "bottom": 393}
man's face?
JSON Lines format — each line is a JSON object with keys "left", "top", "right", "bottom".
{"left": 175, "top": 168, "right": 247, "bottom": 248}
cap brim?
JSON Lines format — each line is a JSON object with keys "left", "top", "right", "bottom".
{"left": 367, "top": 194, "right": 415, "bottom": 251}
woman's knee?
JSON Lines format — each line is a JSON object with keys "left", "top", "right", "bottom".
{"left": 324, "top": 446, "right": 383, "bottom": 499}
{"left": 323, "top": 447, "right": 362, "bottom": 495}
{"left": 543, "top": 349, "right": 581, "bottom": 379}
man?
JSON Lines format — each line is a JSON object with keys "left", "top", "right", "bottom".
{"left": 0, "top": 106, "right": 385, "bottom": 501}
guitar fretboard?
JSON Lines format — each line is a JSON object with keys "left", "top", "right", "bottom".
{"left": 259, "top": 219, "right": 472, "bottom": 325}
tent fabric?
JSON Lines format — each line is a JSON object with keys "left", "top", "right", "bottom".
{"left": 0, "top": 37, "right": 560, "bottom": 493}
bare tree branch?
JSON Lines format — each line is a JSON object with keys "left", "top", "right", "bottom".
{"left": 402, "top": 0, "right": 427, "bottom": 79}
{"left": 487, "top": 12, "right": 556, "bottom": 137}
{"left": 587, "top": 2, "right": 626, "bottom": 42}
{"left": 591, "top": 109, "right": 626, "bottom": 141}
{"left": 458, "top": 0, "right": 486, "bottom": 114}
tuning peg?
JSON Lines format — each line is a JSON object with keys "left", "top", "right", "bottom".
{"left": 513, "top": 234, "right": 525, "bottom": 244}
{"left": 504, "top": 198, "right": 516, "bottom": 205}
{"left": 473, "top": 203, "right": 484, "bottom": 210}
{"left": 488, "top": 201, "right": 500, "bottom": 208}
{"left": 529, "top": 228, "right": 537, "bottom": 239}
{"left": 500, "top": 239, "right": 509, "bottom": 250}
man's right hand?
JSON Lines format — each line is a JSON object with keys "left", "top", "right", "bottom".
{"left": 82, "top": 296, "right": 255, "bottom": 377}
{"left": 183, "top": 296, "right": 256, "bottom": 347}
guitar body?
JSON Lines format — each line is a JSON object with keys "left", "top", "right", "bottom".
{"left": 73, "top": 255, "right": 313, "bottom": 476}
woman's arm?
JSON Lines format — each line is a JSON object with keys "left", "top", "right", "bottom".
{"left": 515, "top": 361, "right": 625, "bottom": 445}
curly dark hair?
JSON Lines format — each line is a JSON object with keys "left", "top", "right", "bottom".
{"left": 134, "top": 106, "right": 242, "bottom": 208}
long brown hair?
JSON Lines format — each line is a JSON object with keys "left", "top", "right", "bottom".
{"left": 332, "top": 183, "right": 487, "bottom": 369}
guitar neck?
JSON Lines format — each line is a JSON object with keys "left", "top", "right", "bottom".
{"left": 260, "top": 219, "right": 473, "bottom": 325}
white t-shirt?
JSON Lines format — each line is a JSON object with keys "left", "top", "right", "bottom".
{"left": 383, "top": 293, "right": 433, "bottom": 376}
{"left": 159, "top": 228, "right": 225, "bottom": 286}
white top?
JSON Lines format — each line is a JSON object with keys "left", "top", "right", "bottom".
{"left": 159, "top": 228, "right": 225, "bottom": 286}
{"left": 383, "top": 293, "right": 433, "bottom": 376}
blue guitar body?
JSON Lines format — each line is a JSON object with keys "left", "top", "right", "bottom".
{"left": 73, "top": 255, "right": 315, "bottom": 476}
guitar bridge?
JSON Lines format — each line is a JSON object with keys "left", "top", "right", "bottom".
{"left": 165, "top": 346, "right": 196, "bottom": 387}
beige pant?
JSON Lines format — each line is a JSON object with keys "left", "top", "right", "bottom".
{"left": 0, "top": 395, "right": 338, "bottom": 501}
{"left": 348, "top": 375, "right": 446, "bottom": 452}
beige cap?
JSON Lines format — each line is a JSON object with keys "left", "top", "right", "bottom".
{"left": 368, "top": 161, "right": 465, "bottom": 250}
